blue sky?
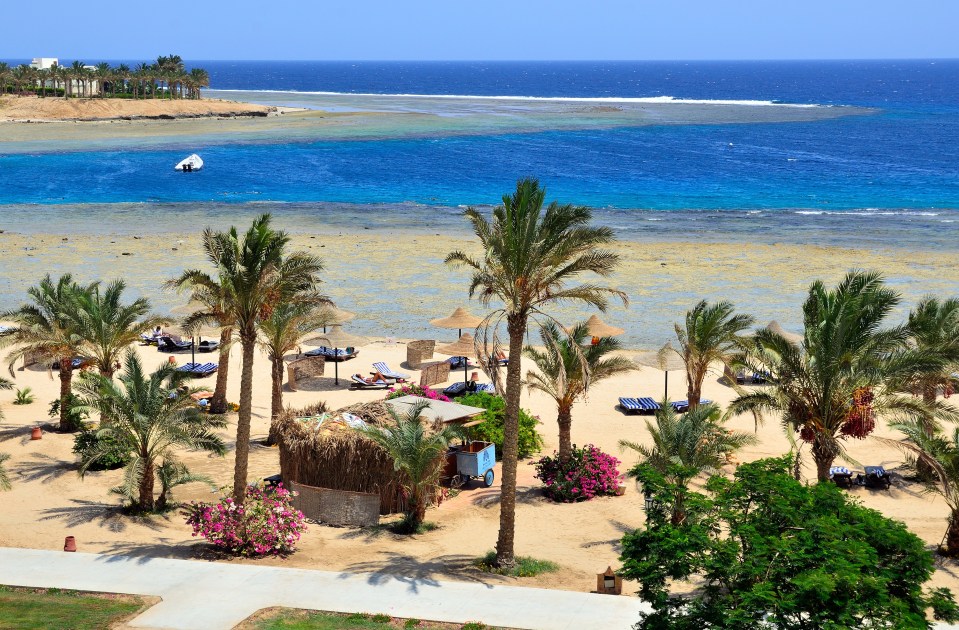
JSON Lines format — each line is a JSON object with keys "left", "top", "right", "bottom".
{"left": 2, "top": 0, "right": 957, "bottom": 61}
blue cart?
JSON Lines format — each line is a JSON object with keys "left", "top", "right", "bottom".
{"left": 452, "top": 441, "right": 496, "bottom": 488}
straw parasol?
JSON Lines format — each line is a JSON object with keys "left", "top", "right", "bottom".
{"left": 634, "top": 342, "right": 686, "bottom": 400}
{"left": 767, "top": 320, "right": 804, "bottom": 346}
{"left": 436, "top": 332, "right": 480, "bottom": 385}
{"left": 578, "top": 314, "right": 625, "bottom": 340}
{"left": 430, "top": 307, "right": 483, "bottom": 338}
{"left": 165, "top": 302, "right": 221, "bottom": 365}
{"left": 305, "top": 325, "right": 370, "bottom": 385}
{"left": 317, "top": 306, "right": 357, "bottom": 332}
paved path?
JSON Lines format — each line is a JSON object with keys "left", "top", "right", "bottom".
{"left": 0, "top": 548, "right": 650, "bottom": 629}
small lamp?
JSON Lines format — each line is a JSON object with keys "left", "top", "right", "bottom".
{"left": 643, "top": 490, "right": 656, "bottom": 512}
{"left": 596, "top": 566, "right": 622, "bottom": 595}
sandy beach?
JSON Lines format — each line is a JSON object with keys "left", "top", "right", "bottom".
{"left": 0, "top": 94, "right": 282, "bottom": 122}
{"left": 0, "top": 224, "right": 958, "bottom": 600}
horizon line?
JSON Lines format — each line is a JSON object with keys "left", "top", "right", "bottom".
{"left": 1, "top": 57, "right": 958, "bottom": 63}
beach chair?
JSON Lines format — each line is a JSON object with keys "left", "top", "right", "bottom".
{"left": 829, "top": 466, "right": 854, "bottom": 488}
{"left": 197, "top": 340, "right": 220, "bottom": 353}
{"left": 618, "top": 397, "right": 661, "bottom": 414}
{"left": 176, "top": 362, "right": 218, "bottom": 377}
{"left": 158, "top": 336, "right": 192, "bottom": 352}
{"left": 669, "top": 399, "right": 712, "bottom": 413}
{"left": 735, "top": 370, "right": 747, "bottom": 385}
{"left": 857, "top": 466, "right": 892, "bottom": 490}
{"left": 372, "top": 362, "right": 408, "bottom": 382}
{"left": 140, "top": 333, "right": 159, "bottom": 345}
{"left": 350, "top": 374, "right": 389, "bottom": 390}
{"left": 443, "top": 381, "right": 495, "bottom": 397}
{"left": 448, "top": 356, "right": 476, "bottom": 370}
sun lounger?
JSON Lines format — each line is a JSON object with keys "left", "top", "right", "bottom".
{"left": 176, "top": 362, "right": 218, "bottom": 377}
{"left": 197, "top": 340, "right": 220, "bottom": 353}
{"left": 857, "top": 465, "right": 891, "bottom": 490}
{"left": 669, "top": 399, "right": 712, "bottom": 413}
{"left": 372, "top": 362, "right": 408, "bottom": 382}
{"left": 829, "top": 466, "right": 854, "bottom": 489}
{"left": 305, "top": 346, "right": 358, "bottom": 361}
{"left": 618, "top": 397, "right": 661, "bottom": 414}
{"left": 140, "top": 333, "right": 159, "bottom": 345}
{"left": 443, "top": 381, "right": 495, "bottom": 397}
{"left": 157, "top": 336, "right": 193, "bottom": 352}
{"left": 52, "top": 356, "right": 88, "bottom": 371}
{"left": 448, "top": 356, "right": 477, "bottom": 369}
{"left": 350, "top": 374, "right": 389, "bottom": 390}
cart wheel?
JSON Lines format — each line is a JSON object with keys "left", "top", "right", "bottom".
{"left": 483, "top": 469, "right": 494, "bottom": 487}
{"left": 451, "top": 474, "right": 465, "bottom": 489}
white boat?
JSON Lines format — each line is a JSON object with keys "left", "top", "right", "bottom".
{"left": 174, "top": 154, "right": 203, "bottom": 172}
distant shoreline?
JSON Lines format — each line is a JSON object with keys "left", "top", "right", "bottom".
{"left": 0, "top": 95, "right": 303, "bottom": 123}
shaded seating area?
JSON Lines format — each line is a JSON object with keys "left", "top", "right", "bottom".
{"left": 157, "top": 336, "right": 192, "bottom": 352}
{"left": 176, "top": 362, "right": 217, "bottom": 377}
{"left": 372, "top": 362, "right": 408, "bottom": 382}
{"left": 448, "top": 356, "right": 477, "bottom": 369}
{"left": 418, "top": 361, "right": 451, "bottom": 388}
{"left": 304, "top": 346, "right": 358, "bottom": 361}
{"left": 829, "top": 466, "right": 854, "bottom": 488}
{"left": 857, "top": 465, "right": 892, "bottom": 490}
{"left": 618, "top": 397, "right": 660, "bottom": 414}
{"left": 197, "top": 340, "right": 220, "bottom": 353}
{"left": 406, "top": 340, "right": 435, "bottom": 369}
{"left": 286, "top": 355, "right": 325, "bottom": 391}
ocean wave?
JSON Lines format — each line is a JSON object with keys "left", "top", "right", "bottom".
{"left": 794, "top": 210, "right": 942, "bottom": 217}
{"left": 207, "top": 89, "right": 822, "bottom": 108}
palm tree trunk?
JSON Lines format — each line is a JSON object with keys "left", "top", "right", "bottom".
{"left": 917, "top": 384, "right": 938, "bottom": 480}
{"left": 58, "top": 358, "right": 74, "bottom": 432}
{"left": 232, "top": 333, "right": 256, "bottom": 504}
{"left": 265, "top": 355, "right": 284, "bottom": 446}
{"left": 687, "top": 366, "right": 702, "bottom": 410}
{"left": 209, "top": 328, "right": 232, "bottom": 414}
{"left": 557, "top": 406, "right": 573, "bottom": 462}
{"left": 943, "top": 509, "right": 959, "bottom": 556}
{"left": 409, "top": 487, "right": 427, "bottom": 531}
{"left": 495, "top": 316, "right": 526, "bottom": 569}
{"left": 811, "top": 436, "right": 834, "bottom": 482}
{"left": 139, "top": 460, "right": 155, "bottom": 511}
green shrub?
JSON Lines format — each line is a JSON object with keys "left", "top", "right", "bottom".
{"left": 475, "top": 550, "right": 559, "bottom": 577}
{"left": 13, "top": 387, "right": 34, "bottom": 405}
{"left": 459, "top": 392, "right": 543, "bottom": 459}
{"left": 371, "top": 613, "right": 391, "bottom": 623}
{"left": 49, "top": 394, "right": 87, "bottom": 432}
{"left": 72, "top": 427, "right": 130, "bottom": 471}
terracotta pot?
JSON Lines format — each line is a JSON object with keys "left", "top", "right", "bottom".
{"left": 63, "top": 536, "right": 77, "bottom": 552}
{"left": 614, "top": 485, "right": 626, "bottom": 496}
{"left": 30, "top": 426, "right": 42, "bottom": 440}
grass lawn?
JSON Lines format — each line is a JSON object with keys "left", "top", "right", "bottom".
{"left": 0, "top": 585, "right": 146, "bottom": 629}
{"left": 241, "top": 608, "right": 501, "bottom": 630}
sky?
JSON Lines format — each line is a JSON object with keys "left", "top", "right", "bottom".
{"left": 2, "top": 0, "right": 958, "bottom": 61}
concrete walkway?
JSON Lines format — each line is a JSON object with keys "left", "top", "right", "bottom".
{"left": 0, "top": 548, "right": 650, "bottom": 629}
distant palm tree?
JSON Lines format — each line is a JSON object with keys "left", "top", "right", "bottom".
{"left": 258, "top": 301, "right": 331, "bottom": 441}
{"left": 0, "top": 452, "right": 11, "bottom": 491}
{"left": 188, "top": 68, "right": 209, "bottom": 99}
{"left": 524, "top": 321, "right": 636, "bottom": 462}
{"left": 94, "top": 62, "right": 111, "bottom": 98}
{"left": 445, "top": 177, "right": 625, "bottom": 568}
{"left": 76, "top": 351, "right": 225, "bottom": 512}
{"left": 730, "top": 271, "right": 954, "bottom": 481}
{"left": 200, "top": 214, "right": 324, "bottom": 503}
{"left": 72, "top": 280, "right": 165, "bottom": 378}
{"left": 0, "top": 62, "right": 10, "bottom": 95}
{"left": 358, "top": 400, "right": 464, "bottom": 532}
{"left": 0, "top": 274, "right": 93, "bottom": 431}
{"left": 620, "top": 401, "right": 754, "bottom": 524}
{"left": 667, "top": 300, "right": 753, "bottom": 411}
{"left": 69, "top": 61, "right": 86, "bottom": 98}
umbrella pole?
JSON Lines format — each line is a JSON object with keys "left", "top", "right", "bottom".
{"left": 334, "top": 346, "right": 339, "bottom": 385}
{"left": 191, "top": 337, "right": 196, "bottom": 365}
{"left": 664, "top": 371, "right": 668, "bottom": 401}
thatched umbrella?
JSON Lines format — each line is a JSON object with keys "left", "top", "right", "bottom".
{"left": 436, "top": 332, "right": 480, "bottom": 385}
{"left": 430, "top": 307, "right": 483, "bottom": 338}
{"left": 634, "top": 342, "right": 686, "bottom": 400}
{"left": 305, "top": 325, "right": 369, "bottom": 385}
{"left": 166, "top": 301, "right": 219, "bottom": 366}
{"left": 767, "top": 320, "right": 804, "bottom": 346}
{"left": 317, "top": 306, "right": 356, "bottom": 333}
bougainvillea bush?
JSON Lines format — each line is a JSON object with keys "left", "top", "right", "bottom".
{"left": 533, "top": 444, "right": 623, "bottom": 502}
{"left": 385, "top": 384, "right": 451, "bottom": 403}
{"left": 184, "top": 484, "right": 306, "bottom": 556}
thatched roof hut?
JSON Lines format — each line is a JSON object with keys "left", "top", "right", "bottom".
{"left": 275, "top": 400, "right": 418, "bottom": 515}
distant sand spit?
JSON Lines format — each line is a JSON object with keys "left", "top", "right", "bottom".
{"left": 0, "top": 95, "right": 281, "bottom": 122}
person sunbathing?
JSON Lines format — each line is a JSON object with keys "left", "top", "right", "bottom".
{"left": 353, "top": 372, "right": 387, "bottom": 384}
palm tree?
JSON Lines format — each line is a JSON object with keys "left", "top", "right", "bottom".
{"left": 72, "top": 280, "right": 166, "bottom": 378}
{"left": 667, "top": 300, "right": 753, "bottom": 411}
{"left": 69, "top": 61, "right": 86, "bottom": 98}
{"left": 11, "top": 64, "right": 32, "bottom": 96}
{"left": 730, "top": 271, "right": 954, "bottom": 481}
{"left": 75, "top": 351, "right": 225, "bottom": 512}
{"left": 524, "top": 321, "right": 636, "bottom": 462}
{"left": 445, "top": 177, "right": 625, "bottom": 568}
{"left": 886, "top": 422, "right": 959, "bottom": 555}
{"left": 94, "top": 62, "right": 111, "bottom": 98}
{"left": 200, "top": 214, "right": 323, "bottom": 503}
{"left": 0, "top": 275, "right": 93, "bottom": 431}
{"left": 258, "top": 302, "right": 331, "bottom": 441}
{"left": 188, "top": 68, "right": 209, "bottom": 99}
{"left": 620, "top": 401, "right": 755, "bottom": 524}
{"left": 358, "top": 400, "right": 464, "bottom": 532}
{"left": 0, "top": 62, "right": 10, "bottom": 95}
{"left": 0, "top": 376, "right": 12, "bottom": 491}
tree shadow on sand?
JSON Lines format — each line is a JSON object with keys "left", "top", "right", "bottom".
{"left": 14, "top": 453, "right": 76, "bottom": 484}
{"left": 93, "top": 538, "right": 202, "bottom": 564}
{"left": 340, "top": 552, "right": 505, "bottom": 593}
{"left": 468, "top": 485, "right": 543, "bottom": 509}
{"left": 39, "top": 499, "right": 170, "bottom": 533}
